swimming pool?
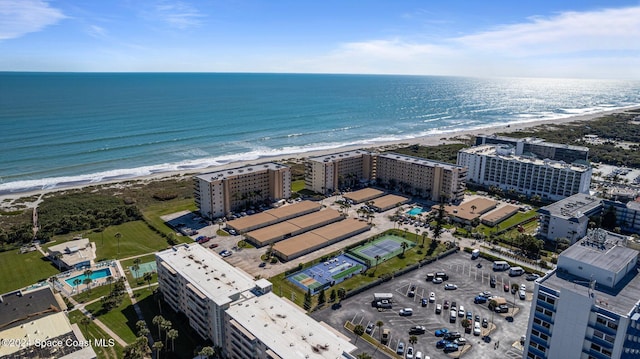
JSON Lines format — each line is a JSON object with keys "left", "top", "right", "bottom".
{"left": 65, "top": 268, "right": 112, "bottom": 286}
{"left": 407, "top": 207, "right": 424, "bottom": 216}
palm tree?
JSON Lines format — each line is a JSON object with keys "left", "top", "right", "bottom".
{"left": 471, "top": 205, "right": 477, "bottom": 214}
{"left": 153, "top": 315, "right": 165, "bottom": 339}
{"left": 400, "top": 242, "right": 408, "bottom": 256}
{"left": 374, "top": 255, "right": 381, "bottom": 269}
{"left": 153, "top": 341, "right": 163, "bottom": 359}
{"left": 199, "top": 346, "right": 215, "bottom": 359}
{"left": 353, "top": 324, "right": 365, "bottom": 344}
{"left": 167, "top": 329, "right": 178, "bottom": 352}
{"left": 83, "top": 269, "right": 93, "bottom": 294}
{"left": 143, "top": 272, "right": 153, "bottom": 290}
{"left": 73, "top": 278, "right": 81, "bottom": 294}
{"left": 114, "top": 232, "right": 122, "bottom": 259}
{"left": 53, "top": 252, "right": 63, "bottom": 270}
{"left": 376, "top": 320, "right": 384, "bottom": 342}
{"left": 461, "top": 318, "right": 471, "bottom": 337}
{"left": 161, "top": 319, "right": 173, "bottom": 345}
{"left": 337, "top": 287, "right": 346, "bottom": 303}
{"left": 414, "top": 228, "right": 421, "bottom": 243}
{"left": 106, "top": 276, "right": 114, "bottom": 290}
{"left": 132, "top": 258, "right": 141, "bottom": 280}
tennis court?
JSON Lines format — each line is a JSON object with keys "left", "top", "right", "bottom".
{"left": 287, "top": 254, "right": 366, "bottom": 293}
{"left": 348, "top": 234, "right": 414, "bottom": 264}
{"left": 129, "top": 261, "right": 157, "bottom": 279}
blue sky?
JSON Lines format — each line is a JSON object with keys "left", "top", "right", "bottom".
{"left": 1, "top": 0, "right": 639, "bottom": 78}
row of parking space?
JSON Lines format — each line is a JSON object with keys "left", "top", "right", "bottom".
{"left": 340, "top": 253, "right": 531, "bottom": 358}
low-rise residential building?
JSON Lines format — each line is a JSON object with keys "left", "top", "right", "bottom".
{"left": 156, "top": 243, "right": 357, "bottom": 358}
{"left": 194, "top": 162, "right": 291, "bottom": 219}
{"left": 537, "top": 193, "right": 603, "bottom": 243}
{"left": 523, "top": 229, "right": 640, "bottom": 359}
{"left": 46, "top": 237, "right": 95, "bottom": 270}
{"left": 458, "top": 144, "right": 592, "bottom": 201}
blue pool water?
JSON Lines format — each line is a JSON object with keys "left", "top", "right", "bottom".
{"left": 407, "top": 207, "right": 424, "bottom": 216}
{"left": 65, "top": 268, "right": 112, "bottom": 286}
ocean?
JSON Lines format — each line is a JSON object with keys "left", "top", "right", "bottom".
{"left": 1, "top": 72, "right": 639, "bottom": 194}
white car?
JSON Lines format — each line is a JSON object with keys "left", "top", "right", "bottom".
{"left": 519, "top": 289, "right": 526, "bottom": 300}
{"left": 520, "top": 284, "right": 526, "bottom": 291}
{"left": 432, "top": 277, "right": 443, "bottom": 284}
{"left": 406, "top": 346, "right": 414, "bottom": 359}
{"left": 429, "top": 292, "right": 436, "bottom": 302}
{"left": 458, "top": 305, "right": 465, "bottom": 317}
{"left": 473, "top": 322, "right": 482, "bottom": 336}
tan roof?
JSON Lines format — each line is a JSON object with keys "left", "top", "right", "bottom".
{"left": 226, "top": 212, "right": 278, "bottom": 232}
{"left": 343, "top": 188, "right": 384, "bottom": 203}
{"left": 433, "top": 197, "right": 498, "bottom": 222}
{"left": 274, "top": 219, "right": 370, "bottom": 258}
{"left": 247, "top": 222, "right": 301, "bottom": 245}
{"left": 287, "top": 208, "right": 342, "bottom": 228}
{"left": 372, "top": 194, "right": 410, "bottom": 210}
{"left": 313, "top": 218, "right": 370, "bottom": 240}
{"left": 481, "top": 205, "right": 519, "bottom": 224}
{"left": 273, "top": 232, "right": 326, "bottom": 257}
{"left": 267, "top": 200, "right": 322, "bottom": 219}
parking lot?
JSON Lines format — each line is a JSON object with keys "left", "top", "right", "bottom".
{"left": 312, "top": 251, "right": 531, "bottom": 359}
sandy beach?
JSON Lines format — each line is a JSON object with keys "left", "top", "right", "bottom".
{"left": 2, "top": 105, "right": 638, "bottom": 209}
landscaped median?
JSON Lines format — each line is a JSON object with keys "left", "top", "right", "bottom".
{"left": 344, "top": 321, "right": 399, "bottom": 358}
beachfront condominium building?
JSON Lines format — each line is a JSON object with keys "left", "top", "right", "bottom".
{"left": 523, "top": 229, "right": 640, "bottom": 359}
{"left": 457, "top": 144, "right": 592, "bottom": 202}
{"left": 603, "top": 199, "right": 640, "bottom": 235}
{"left": 537, "top": 193, "right": 603, "bottom": 243}
{"left": 156, "top": 244, "right": 357, "bottom": 358}
{"left": 305, "top": 150, "right": 376, "bottom": 194}
{"left": 376, "top": 153, "right": 467, "bottom": 202}
{"left": 475, "top": 134, "right": 589, "bottom": 164}
{"left": 194, "top": 162, "right": 291, "bottom": 218}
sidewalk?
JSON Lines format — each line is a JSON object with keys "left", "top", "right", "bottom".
{"left": 66, "top": 296, "right": 128, "bottom": 348}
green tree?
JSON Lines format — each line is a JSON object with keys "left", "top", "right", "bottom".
{"left": 199, "top": 346, "right": 215, "bottom": 359}
{"left": 303, "top": 289, "right": 312, "bottom": 310}
{"left": 357, "top": 353, "right": 372, "bottom": 359}
{"left": 161, "top": 319, "right": 173, "bottom": 346}
{"left": 376, "top": 320, "right": 384, "bottom": 342}
{"left": 80, "top": 316, "right": 91, "bottom": 333}
{"left": 461, "top": 319, "right": 471, "bottom": 336}
{"left": 143, "top": 271, "right": 153, "bottom": 290}
{"left": 353, "top": 324, "right": 365, "bottom": 344}
{"left": 337, "top": 287, "right": 346, "bottom": 303}
{"left": 132, "top": 258, "right": 141, "bottom": 280}
{"left": 409, "top": 335, "right": 418, "bottom": 345}
{"left": 329, "top": 289, "right": 337, "bottom": 302}
{"left": 83, "top": 269, "right": 93, "bottom": 294}
{"left": 153, "top": 341, "right": 163, "bottom": 359}
{"left": 114, "top": 232, "right": 122, "bottom": 259}
{"left": 318, "top": 288, "right": 326, "bottom": 305}
{"left": 432, "top": 202, "right": 446, "bottom": 240}
{"left": 153, "top": 315, "right": 165, "bottom": 339}
{"left": 167, "top": 329, "right": 179, "bottom": 352}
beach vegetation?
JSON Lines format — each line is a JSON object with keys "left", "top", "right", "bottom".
{"left": 390, "top": 143, "right": 467, "bottom": 164}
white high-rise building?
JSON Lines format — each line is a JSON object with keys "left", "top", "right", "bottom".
{"left": 305, "top": 150, "right": 376, "bottom": 194}
{"left": 156, "top": 243, "right": 357, "bottom": 358}
{"left": 458, "top": 144, "right": 592, "bottom": 201}
{"left": 523, "top": 229, "right": 640, "bottom": 359}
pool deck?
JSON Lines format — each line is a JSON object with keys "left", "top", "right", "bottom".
{"left": 54, "top": 261, "right": 123, "bottom": 296}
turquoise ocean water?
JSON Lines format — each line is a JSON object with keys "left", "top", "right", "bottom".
{"left": 1, "top": 72, "right": 639, "bottom": 194}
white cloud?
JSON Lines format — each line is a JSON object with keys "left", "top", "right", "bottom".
{"left": 304, "top": 6, "right": 640, "bottom": 78}
{"left": 154, "top": 0, "right": 204, "bottom": 29}
{"left": 0, "top": 0, "right": 66, "bottom": 40}
{"left": 454, "top": 6, "right": 640, "bottom": 56}
{"left": 87, "top": 24, "right": 107, "bottom": 39}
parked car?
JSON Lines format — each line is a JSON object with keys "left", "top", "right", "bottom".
{"left": 473, "top": 322, "right": 482, "bottom": 336}
{"left": 458, "top": 306, "right": 465, "bottom": 317}
{"left": 219, "top": 250, "right": 232, "bottom": 257}
{"left": 414, "top": 351, "right": 423, "bottom": 359}
{"left": 421, "top": 298, "right": 428, "bottom": 307}
{"left": 444, "top": 331, "right": 461, "bottom": 340}
{"left": 443, "top": 300, "right": 450, "bottom": 309}
{"left": 443, "top": 343, "right": 459, "bottom": 353}
{"left": 399, "top": 308, "right": 413, "bottom": 316}
{"left": 365, "top": 323, "right": 374, "bottom": 334}
{"left": 454, "top": 338, "right": 467, "bottom": 346}
{"left": 429, "top": 292, "right": 436, "bottom": 302}
{"left": 504, "top": 284, "right": 510, "bottom": 292}
{"left": 519, "top": 289, "right": 526, "bottom": 300}
{"left": 466, "top": 311, "right": 473, "bottom": 320}
{"left": 409, "top": 326, "right": 426, "bottom": 335}
{"left": 397, "top": 342, "right": 405, "bottom": 355}
{"left": 526, "top": 273, "right": 540, "bottom": 281}
{"left": 482, "top": 318, "right": 489, "bottom": 328}
{"left": 490, "top": 275, "right": 496, "bottom": 288}
{"left": 435, "top": 303, "right": 442, "bottom": 314}
{"left": 436, "top": 339, "right": 451, "bottom": 349}
{"left": 405, "top": 346, "right": 414, "bottom": 359}
{"left": 381, "top": 329, "right": 390, "bottom": 344}
{"left": 208, "top": 243, "right": 219, "bottom": 249}
{"left": 434, "top": 328, "right": 449, "bottom": 337}
{"left": 258, "top": 262, "right": 266, "bottom": 267}
{"left": 444, "top": 284, "right": 458, "bottom": 290}
{"left": 474, "top": 295, "right": 487, "bottom": 304}
{"left": 432, "top": 277, "right": 443, "bottom": 284}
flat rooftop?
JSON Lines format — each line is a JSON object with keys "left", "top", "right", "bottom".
{"left": 247, "top": 209, "right": 342, "bottom": 245}
{"left": 476, "top": 134, "right": 589, "bottom": 152}
{"left": 274, "top": 219, "right": 370, "bottom": 257}
{"left": 343, "top": 188, "right": 384, "bottom": 204}
{"left": 561, "top": 231, "right": 636, "bottom": 274}
{"left": 156, "top": 244, "right": 257, "bottom": 305}
{"left": 460, "top": 145, "right": 591, "bottom": 171}
{"left": 46, "top": 238, "right": 95, "bottom": 266}
{"left": 226, "top": 292, "right": 357, "bottom": 358}
{"left": 307, "top": 149, "right": 374, "bottom": 163}
{"left": 195, "top": 162, "right": 288, "bottom": 182}
{"left": 378, "top": 152, "right": 464, "bottom": 171}
{"left": 539, "top": 193, "right": 602, "bottom": 219}
{"left": 227, "top": 201, "right": 322, "bottom": 232}
{"left": 0, "top": 287, "right": 62, "bottom": 331}
{"left": 481, "top": 204, "right": 519, "bottom": 223}
{"left": 0, "top": 312, "right": 77, "bottom": 357}
{"left": 371, "top": 194, "right": 410, "bottom": 211}
{"left": 435, "top": 197, "right": 497, "bottom": 221}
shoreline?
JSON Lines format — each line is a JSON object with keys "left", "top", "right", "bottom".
{"left": 2, "top": 105, "right": 639, "bottom": 208}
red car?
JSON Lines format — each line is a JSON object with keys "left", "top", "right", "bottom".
{"left": 504, "top": 284, "right": 510, "bottom": 292}
{"left": 209, "top": 243, "right": 219, "bottom": 249}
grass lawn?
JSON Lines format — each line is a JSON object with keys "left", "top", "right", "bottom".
{"left": 477, "top": 210, "right": 538, "bottom": 237}
{"left": 291, "top": 179, "right": 306, "bottom": 192}
{"left": 72, "top": 283, "right": 114, "bottom": 304}
{"left": 85, "top": 295, "right": 138, "bottom": 344}
{"left": 0, "top": 249, "right": 59, "bottom": 293}
{"left": 140, "top": 198, "right": 196, "bottom": 243}
{"left": 68, "top": 310, "right": 124, "bottom": 359}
